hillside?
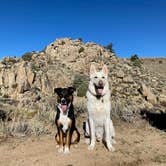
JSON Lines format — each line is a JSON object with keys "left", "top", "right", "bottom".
{"left": 0, "top": 38, "right": 165, "bottom": 135}
{"left": 0, "top": 38, "right": 166, "bottom": 166}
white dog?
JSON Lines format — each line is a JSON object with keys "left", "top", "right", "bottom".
{"left": 84, "top": 64, "right": 115, "bottom": 151}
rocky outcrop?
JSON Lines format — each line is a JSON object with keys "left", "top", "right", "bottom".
{"left": 159, "top": 94, "right": 166, "bottom": 107}
{"left": 0, "top": 38, "right": 165, "bottom": 117}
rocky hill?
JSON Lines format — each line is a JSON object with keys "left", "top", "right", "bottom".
{"left": 0, "top": 38, "right": 165, "bottom": 136}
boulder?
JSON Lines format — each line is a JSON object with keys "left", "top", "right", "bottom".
{"left": 117, "top": 70, "right": 125, "bottom": 78}
{"left": 123, "top": 75, "right": 134, "bottom": 83}
{"left": 159, "top": 94, "right": 166, "bottom": 107}
{"left": 139, "top": 83, "right": 157, "bottom": 104}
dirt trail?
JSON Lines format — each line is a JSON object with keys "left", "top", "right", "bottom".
{"left": 0, "top": 116, "right": 166, "bottom": 166}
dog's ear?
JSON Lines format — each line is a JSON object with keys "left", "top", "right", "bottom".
{"left": 68, "top": 87, "right": 76, "bottom": 95}
{"left": 90, "top": 64, "right": 96, "bottom": 75}
{"left": 54, "top": 87, "right": 62, "bottom": 95}
{"left": 102, "top": 65, "right": 108, "bottom": 75}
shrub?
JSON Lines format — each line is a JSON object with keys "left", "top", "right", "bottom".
{"left": 61, "top": 41, "right": 65, "bottom": 45}
{"left": 1, "top": 57, "right": 17, "bottom": 66}
{"left": 74, "top": 97, "right": 86, "bottom": 117}
{"left": 78, "top": 47, "right": 85, "bottom": 53}
{"left": 159, "top": 60, "right": 163, "bottom": 64}
{"left": 130, "top": 54, "right": 142, "bottom": 67}
{"left": 3, "top": 94, "right": 9, "bottom": 98}
{"left": 22, "top": 52, "right": 33, "bottom": 61}
{"left": 0, "top": 108, "right": 55, "bottom": 138}
{"left": 73, "top": 74, "right": 88, "bottom": 97}
{"left": 11, "top": 83, "right": 18, "bottom": 89}
{"left": 111, "top": 101, "right": 134, "bottom": 122}
{"left": 105, "top": 43, "right": 114, "bottom": 53}
{"left": 130, "top": 54, "right": 139, "bottom": 61}
{"left": 31, "top": 62, "right": 40, "bottom": 72}
{"left": 78, "top": 38, "right": 83, "bottom": 42}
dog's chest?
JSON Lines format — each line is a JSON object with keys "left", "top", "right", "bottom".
{"left": 88, "top": 97, "right": 109, "bottom": 119}
{"left": 59, "top": 113, "right": 70, "bottom": 133}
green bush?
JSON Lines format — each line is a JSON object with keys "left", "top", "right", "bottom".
{"left": 22, "top": 52, "right": 33, "bottom": 61}
{"left": 73, "top": 74, "right": 88, "bottom": 97}
{"left": 130, "top": 54, "right": 142, "bottom": 67}
{"left": 1, "top": 57, "right": 17, "bottom": 65}
{"left": 78, "top": 47, "right": 85, "bottom": 53}
{"left": 78, "top": 38, "right": 83, "bottom": 42}
{"left": 159, "top": 60, "right": 163, "bottom": 64}
{"left": 105, "top": 43, "right": 114, "bottom": 53}
{"left": 31, "top": 63, "right": 40, "bottom": 72}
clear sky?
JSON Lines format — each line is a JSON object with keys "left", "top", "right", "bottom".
{"left": 0, "top": 0, "right": 166, "bottom": 58}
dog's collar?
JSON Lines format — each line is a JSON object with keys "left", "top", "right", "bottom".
{"left": 88, "top": 88, "right": 106, "bottom": 99}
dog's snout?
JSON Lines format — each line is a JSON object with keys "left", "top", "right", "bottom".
{"left": 99, "top": 80, "right": 103, "bottom": 86}
{"left": 61, "top": 98, "right": 66, "bottom": 104}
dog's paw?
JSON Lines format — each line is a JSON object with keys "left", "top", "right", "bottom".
{"left": 73, "top": 144, "right": 78, "bottom": 148}
{"left": 85, "top": 138, "right": 90, "bottom": 145}
{"left": 58, "top": 147, "right": 63, "bottom": 153}
{"left": 88, "top": 143, "right": 95, "bottom": 150}
{"left": 112, "top": 139, "right": 116, "bottom": 144}
{"left": 64, "top": 146, "right": 70, "bottom": 154}
{"left": 56, "top": 144, "right": 60, "bottom": 148}
{"left": 107, "top": 144, "right": 115, "bottom": 152}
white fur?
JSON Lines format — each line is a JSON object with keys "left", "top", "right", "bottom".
{"left": 64, "top": 146, "right": 70, "bottom": 154}
{"left": 57, "top": 105, "right": 71, "bottom": 153}
{"left": 58, "top": 105, "right": 70, "bottom": 133}
{"left": 85, "top": 65, "right": 115, "bottom": 151}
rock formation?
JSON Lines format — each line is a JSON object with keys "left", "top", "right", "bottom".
{"left": 0, "top": 38, "right": 165, "bottom": 120}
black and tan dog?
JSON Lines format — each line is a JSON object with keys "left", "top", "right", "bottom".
{"left": 54, "top": 87, "right": 80, "bottom": 153}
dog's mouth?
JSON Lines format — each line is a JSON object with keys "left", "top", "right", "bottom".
{"left": 95, "top": 85, "right": 104, "bottom": 95}
{"left": 60, "top": 104, "right": 68, "bottom": 112}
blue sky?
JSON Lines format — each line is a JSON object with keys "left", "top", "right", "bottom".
{"left": 0, "top": 0, "right": 166, "bottom": 58}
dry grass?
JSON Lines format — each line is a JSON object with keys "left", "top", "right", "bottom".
{"left": 111, "top": 101, "right": 134, "bottom": 122}
{"left": 0, "top": 96, "right": 136, "bottom": 140}
{"left": 0, "top": 108, "right": 56, "bottom": 139}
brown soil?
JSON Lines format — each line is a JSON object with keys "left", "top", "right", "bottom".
{"left": 0, "top": 114, "right": 166, "bottom": 166}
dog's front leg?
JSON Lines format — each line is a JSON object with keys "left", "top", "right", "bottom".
{"left": 109, "top": 119, "right": 116, "bottom": 144}
{"left": 58, "top": 128, "right": 64, "bottom": 153}
{"left": 88, "top": 118, "right": 95, "bottom": 150}
{"left": 104, "top": 118, "right": 114, "bottom": 151}
{"left": 57, "top": 120, "right": 64, "bottom": 153}
{"left": 64, "top": 119, "right": 72, "bottom": 154}
{"left": 64, "top": 129, "right": 71, "bottom": 154}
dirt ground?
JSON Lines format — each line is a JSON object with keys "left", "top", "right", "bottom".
{"left": 0, "top": 114, "right": 166, "bottom": 166}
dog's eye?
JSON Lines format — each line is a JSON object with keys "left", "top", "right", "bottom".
{"left": 59, "top": 94, "right": 63, "bottom": 98}
{"left": 102, "top": 76, "right": 105, "bottom": 79}
{"left": 94, "top": 76, "right": 98, "bottom": 79}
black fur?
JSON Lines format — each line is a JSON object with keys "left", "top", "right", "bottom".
{"left": 54, "top": 87, "right": 80, "bottom": 144}
{"left": 55, "top": 103, "right": 77, "bottom": 134}
{"left": 0, "top": 109, "right": 6, "bottom": 121}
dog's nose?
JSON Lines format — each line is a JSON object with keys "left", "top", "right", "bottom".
{"left": 99, "top": 80, "right": 103, "bottom": 86}
{"left": 61, "top": 98, "right": 66, "bottom": 104}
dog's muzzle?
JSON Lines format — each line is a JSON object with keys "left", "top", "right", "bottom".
{"left": 59, "top": 98, "right": 68, "bottom": 112}
{"left": 95, "top": 80, "right": 104, "bottom": 95}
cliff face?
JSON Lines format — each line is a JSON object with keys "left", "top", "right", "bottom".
{"left": 0, "top": 38, "right": 165, "bottom": 116}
